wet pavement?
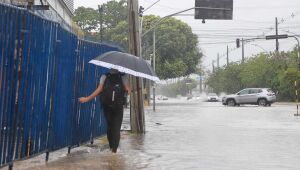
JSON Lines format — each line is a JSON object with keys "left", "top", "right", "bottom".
{"left": 13, "top": 98, "right": 300, "bottom": 170}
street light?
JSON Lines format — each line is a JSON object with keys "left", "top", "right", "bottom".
{"left": 144, "top": 6, "right": 232, "bottom": 111}
{"left": 144, "top": 7, "right": 207, "bottom": 111}
{"left": 140, "top": 0, "right": 161, "bottom": 59}
{"left": 265, "top": 34, "right": 300, "bottom": 116}
{"left": 288, "top": 35, "right": 300, "bottom": 60}
{"left": 143, "top": 0, "right": 160, "bottom": 13}
{"left": 139, "top": 0, "right": 161, "bottom": 109}
{"left": 236, "top": 37, "right": 266, "bottom": 63}
{"left": 288, "top": 35, "right": 300, "bottom": 116}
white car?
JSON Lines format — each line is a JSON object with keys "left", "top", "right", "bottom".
{"left": 157, "top": 95, "right": 168, "bottom": 100}
{"left": 207, "top": 93, "right": 219, "bottom": 102}
{"left": 222, "top": 88, "right": 276, "bottom": 106}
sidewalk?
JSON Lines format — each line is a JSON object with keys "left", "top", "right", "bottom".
{"left": 14, "top": 133, "right": 136, "bottom": 170}
{"left": 13, "top": 107, "right": 134, "bottom": 170}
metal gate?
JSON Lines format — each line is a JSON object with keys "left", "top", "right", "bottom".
{"left": 0, "top": 3, "right": 120, "bottom": 169}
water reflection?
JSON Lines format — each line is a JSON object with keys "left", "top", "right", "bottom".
{"left": 14, "top": 100, "right": 300, "bottom": 170}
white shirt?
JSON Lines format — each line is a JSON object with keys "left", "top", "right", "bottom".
{"left": 99, "top": 74, "right": 129, "bottom": 86}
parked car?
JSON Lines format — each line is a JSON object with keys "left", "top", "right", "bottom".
{"left": 157, "top": 95, "right": 168, "bottom": 100}
{"left": 207, "top": 93, "right": 219, "bottom": 102}
{"left": 222, "top": 88, "right": 276, "bottom": 106}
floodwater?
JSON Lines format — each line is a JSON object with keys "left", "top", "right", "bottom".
{"left": 13, "top": 98, "right": 300, "bottom": 170}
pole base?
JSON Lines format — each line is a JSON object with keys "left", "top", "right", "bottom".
{"left": 45, "top": 152, "right": 49, "bottom": 162}
{"left": 68, "top": 147, "right": 71, "bottom": 154}
{"left": 8, "top": 164, "right": 13, "bottom": 170}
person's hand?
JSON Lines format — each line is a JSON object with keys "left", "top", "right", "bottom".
{"left": 78, "top": 97, "right": 89, "bottom": 103}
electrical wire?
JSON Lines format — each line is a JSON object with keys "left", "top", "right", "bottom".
{"left": 141, "top": 0, "right": 181, "bottom": 11}
{"left": 202, "top": 9, "right": 300, "bottom": 67}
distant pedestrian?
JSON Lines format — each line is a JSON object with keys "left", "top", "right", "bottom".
{"left": 79, "top": 69, "right": 130, "bottom": 153}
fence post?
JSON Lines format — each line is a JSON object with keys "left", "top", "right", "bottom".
{"left": 45, "top": 152, "right": 49, "bottom": 162}
{"left": 8, "top": 163, "right": 13, "bottom": 170}
{"left": 0, "top": 4, "right": 114, "bottom": 168}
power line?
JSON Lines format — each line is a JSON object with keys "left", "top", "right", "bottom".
{"left": 199, "top": 40, "right": 236, "bottom": 45}
{"left": 193, "top": 28, "right": 270, "bottom": 32}
{"left": 142, "top": 0, "right": 181, "bottom": 11}
{"left": 204, "top": 9, "right": 300, "bottom": 68}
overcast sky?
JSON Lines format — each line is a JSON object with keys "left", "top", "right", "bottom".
{"left": 74, "top": 0, "right": 300, "bottom": 70}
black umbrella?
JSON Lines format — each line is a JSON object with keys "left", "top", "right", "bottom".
{"left": 89, "top": 51, "right": 160, "bottom": 82}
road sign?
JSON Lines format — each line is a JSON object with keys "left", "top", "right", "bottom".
{"left": 265, "top": 34, "right": 288, "bottom": 40}
{"left": 195, "top": 0, "right": 233, "bottom": 20}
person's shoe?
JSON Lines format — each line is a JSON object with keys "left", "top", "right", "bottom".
{"left": 111, "top": 148, "right": 117, "bottom": 153}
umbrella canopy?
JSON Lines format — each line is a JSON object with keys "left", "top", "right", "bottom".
{"left": 89, "top": 51, "right": 160, "bottom": 82}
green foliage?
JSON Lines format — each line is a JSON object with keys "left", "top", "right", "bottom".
{"left": 73, "top": 1, "right": 127, "bottom": 33}
{"left": 277, "top": 68, "right": 300, "bottom": 101}
{"left": 102, "top": 20, "right": 129, "bottom": 51}
{"left": 206, "top": 63, "right": 243, "bottom": 94}
{"left": 159, "top": 78, "right": 197, "bottom": 97}
{"left": 101, "top": 0, "right": 127, "bottom": 29}
{"left": 240, "top": 54, "right": 271, "bottom": 87}
{"left": 73, "top": 3, "right": 202, "bottom": 80}
{"left": 206, "top": 49, "right": 300, "bottom": 101}
{"left": 142, "top": 16, "right": 202, "bottom": 79}
{"left": 73, "top": 7, "right": 99, "bottom": 32}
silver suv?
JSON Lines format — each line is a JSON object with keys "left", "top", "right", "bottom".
{"left": 222, "top": 88, "right": 276, "bottom": 106}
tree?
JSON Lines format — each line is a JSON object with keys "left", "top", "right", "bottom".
{"left": 101, "top": 0, "right": 127, "bottom": 29}
{"left": 158, "top": 78, "right": 197, "bottom": 97}
{"left": 73, "top": 1, "right": 127, "bottom": 34}
{"left": 205, "top": 48, "right": 300, "bottom": 101}
{"left": 206, "top": 63, "right": 243, "bottom": 94}
{"left": 142, "top": 16, "right": 202, "bottom": 79}
{"left": 103, "top": 20, "right": 129, "bottom": 51}
{"left": 73, "top": 3, "right": 202, "bottom": 80}
{"left": 73, "top": 7, "right": 99, "bottom": 32}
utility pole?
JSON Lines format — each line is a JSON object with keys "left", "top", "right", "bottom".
{"left": 98, "top": 5, "right": 103, "bottom": 42}
{"left": 152, "top": 30, "right": 156, "bottom": 111}
{"left": 242, "top": 38, "right": 245, "bottom": 63}
{"left": 217, "top": 53, "right": 219, "bottom": 69}
{"left": 138, "top": 6, "right": 150, "bottom": 107}
{"left": 291, "top": 36, "right": 300, "bottom": 116}
{"left": 275, "top": 17, "right": 279, "bottom": 52}
{"left": 128, "top": 0, "right": 145, "bottom": 133}
{"left": 227, "top": 45, "right": 229, "bottom": 66}
{"left": 199, "top": 73, "right": 203, "bottom": 94}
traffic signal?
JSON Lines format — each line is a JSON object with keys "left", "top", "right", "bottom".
{"left": 236, "top": 38, "right": 240, "bottom": 48}
{"left": 139, "top": 6, "right": 144, "bottom": 17}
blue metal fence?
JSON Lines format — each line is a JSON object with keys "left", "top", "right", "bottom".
{"left": 0, "top": 3, "right": 120, "bottom": 169}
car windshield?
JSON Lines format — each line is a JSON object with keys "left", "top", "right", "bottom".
{"left": 208, "top": 93, "right": 217, "bottom": 96}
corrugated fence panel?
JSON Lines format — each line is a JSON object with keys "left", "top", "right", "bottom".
{"left": 0, "top": 3, "right": 121, "bottom": 168}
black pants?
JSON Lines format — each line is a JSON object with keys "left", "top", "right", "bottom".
{"left": 103, "top": 104, "right": 124, "bottom": 152}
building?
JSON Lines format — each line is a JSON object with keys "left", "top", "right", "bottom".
{"left": 0, "top": 0, "right": 74, "bottom": 31}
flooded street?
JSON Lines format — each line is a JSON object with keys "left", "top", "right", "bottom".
{"left": 14, "top": 98, "right": 300, "bottom": 170}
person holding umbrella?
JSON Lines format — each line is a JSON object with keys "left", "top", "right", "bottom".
{"left": 78, "top": 51, "right": 159, "bottom": 153}
{"left": 79, "top": 69, "right": 130, "bottom": 153}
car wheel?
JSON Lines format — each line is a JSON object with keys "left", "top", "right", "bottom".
{"left": 258, "top": 99, "right": 267, "bottom": 106}
{"left": 227, "top": 99, "right": 236, "bottom": 106}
